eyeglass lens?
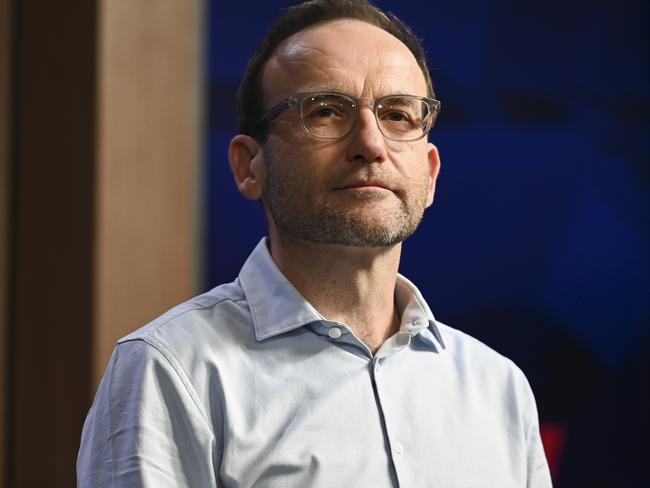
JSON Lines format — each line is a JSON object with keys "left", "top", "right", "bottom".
{"left": 299, "top": 93, "right": 433, "bottom": 141}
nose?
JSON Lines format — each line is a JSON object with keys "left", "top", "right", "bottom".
{"left": 344, "top": 105, "right": 388, "bottom": 164}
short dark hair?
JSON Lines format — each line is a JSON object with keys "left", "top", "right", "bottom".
{"left": 236, "top": 0, "right": 435, "bottom": 140}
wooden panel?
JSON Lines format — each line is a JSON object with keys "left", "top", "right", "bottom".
{"left": 7, "top": 1, "right": 201, "bottom": 486}
{"left": 0, "top": 0, "right": 12, "bottom": 484}
{"left": 10, "top": 2, "right": 97, "bottom": 486}
{"left": 94, "top": 0, "right": 201, "bottom": 385}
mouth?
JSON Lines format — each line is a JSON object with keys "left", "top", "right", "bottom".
{"left": 336, "top": 180, "right": 394, "bottom": 192}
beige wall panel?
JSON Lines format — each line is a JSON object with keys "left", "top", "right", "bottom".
{"left": 95, "top": 0, "right": 201, "bottom": 385}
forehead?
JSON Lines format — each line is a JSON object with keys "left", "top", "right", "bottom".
{"left": 261, "top": 20, "right": 427, "bottom": 102}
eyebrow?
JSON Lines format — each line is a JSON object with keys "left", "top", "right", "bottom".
{"left": 294, "top": 86, "right": 353, "bottom": 97}
{"left": 296, "top": 88, "right": 419, "bottom": 98}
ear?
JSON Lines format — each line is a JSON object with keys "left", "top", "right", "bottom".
{"left": 425, "top": 143, "right": 441, "bottom": 208}
{"left": 228, "top": 135, "right": 266, "bottom": 200}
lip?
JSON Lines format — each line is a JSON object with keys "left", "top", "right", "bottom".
{"left": 336, "top": 181, "right": 393, "bottom": 191}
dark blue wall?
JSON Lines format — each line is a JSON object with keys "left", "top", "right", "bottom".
{"left": 207, "top": 1, "right": 649, "bottom": 484}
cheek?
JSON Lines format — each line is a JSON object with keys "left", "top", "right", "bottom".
{"left": 265, "top": 147, "right": 318, "bottom": 201}
{"left": 271, "top": 119, "right": 313, "bottom": 148}
{"left": 406, "top": 161, "right": 435, "bottom": 201}
{"left": 265, "top": 133, "right": 349, "bottom": 193}
{"left": 396, "top": 150, "right": 430, "bottom": 181}
{"left": 388, "top": 141, "right": 427, "bottom": 168}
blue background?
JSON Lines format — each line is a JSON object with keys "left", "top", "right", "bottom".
{"left": 207, "top": 1, "right": 648, "bottom": 484}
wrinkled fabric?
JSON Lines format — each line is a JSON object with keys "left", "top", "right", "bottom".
{"left": 78, "top": 238, "right": 552, "bottom": 487}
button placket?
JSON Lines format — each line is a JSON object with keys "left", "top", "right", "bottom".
{"left": 374, "top": 357, "right": 383, "bottom": 372}
{"left": 371, "top": 351, "right": 412, "bottom": 486}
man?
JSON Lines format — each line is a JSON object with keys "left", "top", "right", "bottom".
{"left": 78, "top": 1, "right": 552, "bottom": 486}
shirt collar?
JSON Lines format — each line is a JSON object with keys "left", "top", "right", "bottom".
{"left": 394, "top": 273, "right": 446, "bottom": 351}
{"left": 239, "top": 238, "right": 324, "bottom": 341}
{"left": 239, "top": 237, "right": 445, "bottom": 351}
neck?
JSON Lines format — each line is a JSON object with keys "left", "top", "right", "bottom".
{"left": 269, "top": 230, "right": 402, "bottom": 354}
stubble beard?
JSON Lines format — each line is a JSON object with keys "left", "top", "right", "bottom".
{"left": 264, "top": 160, "right": 429, "bottom": 248}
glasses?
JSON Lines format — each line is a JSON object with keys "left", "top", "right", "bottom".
{"left": 250, "top": 91, "right": 441, "bottom": 142}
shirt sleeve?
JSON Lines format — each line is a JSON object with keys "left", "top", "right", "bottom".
{"left": 77, "top": 339, "right": 218, "bottom": 488}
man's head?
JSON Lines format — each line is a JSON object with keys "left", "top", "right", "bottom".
{"left": 229, "top": 0, "right": 441, "bottom": 248}
{"left": 237, "top": 0, "right": 435, "bottom": 141}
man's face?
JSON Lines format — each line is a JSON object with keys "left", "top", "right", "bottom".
{"left": 258, "top": 20, "right": 440, "bottom": 247}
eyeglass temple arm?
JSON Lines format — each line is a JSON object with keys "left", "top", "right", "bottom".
{"left": 250, "top": 98, "right": 295, "bottom": 132}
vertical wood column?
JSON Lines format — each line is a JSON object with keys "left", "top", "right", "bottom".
{"left": 94, "top": 0, "right": 202, "bottom": 387}
{"left": 0, "top": 0, "right": 12, "bottom": 485}
{"left": 10, "top": 2, "right": 98, "bottom": 486}
{"left": 6, "top": 1, "right": 202, "bottom": 486}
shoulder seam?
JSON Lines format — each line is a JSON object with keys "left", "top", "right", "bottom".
{"left": 119, "top": 295, "right": 247, "bottom": 343}
{"left": 116, "top": 339, "right": 214, "bottom": 433}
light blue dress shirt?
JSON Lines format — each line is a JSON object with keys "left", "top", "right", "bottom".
{"left": 78, "top": 238, "right": 552, "bottom": 487}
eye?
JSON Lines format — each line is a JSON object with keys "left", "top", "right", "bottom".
{"left": 302, "top": 94, "right": 354, "bottom": 124}
{"left": 312, "top": 106, "right": 339, "bottom": 118}
{"left": 384, "top": 111, "right": 410, "bottom": 122}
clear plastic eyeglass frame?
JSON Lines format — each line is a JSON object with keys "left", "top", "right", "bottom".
{"left": 250, "top": 91, "right": 441, "bottom": 142}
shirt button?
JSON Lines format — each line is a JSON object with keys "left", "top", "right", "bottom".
{"left": 394, "top": 441, "right": 405, "bottom": 455}
{"left": 328, "top": 327, "right": 342, "bottom": 339}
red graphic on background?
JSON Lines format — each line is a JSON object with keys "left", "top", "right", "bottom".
{"left": 540, "top": 422, "right": 567, "bottom": 482}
